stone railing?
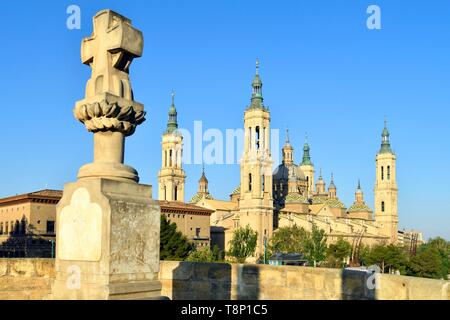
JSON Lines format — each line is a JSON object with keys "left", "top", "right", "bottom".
{"left": 0, "top": 259, "right": 448, "bottom": 300}
{"left": 0, "top": 259, "right": 55, "bottom": 300}
{"left": 159, "top": 261, "right": 450, "bottom": 300}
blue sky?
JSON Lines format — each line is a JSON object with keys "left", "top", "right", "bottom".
{"left": 0, "top": 0, "right": 449, "bottom": 240}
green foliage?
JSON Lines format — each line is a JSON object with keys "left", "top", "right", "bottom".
{"left": 228, "top": 225, "right": 258, "bottom": 263}
{"left": 269, "top": 225, "right": 308, "bottom": 254}
{"left": 303, "top": 224, "right": 327, "bottom": 267}
{"left": 426, "top": 237, "right": 450, "bottom": 279}
{"left": 358, "top": 244, "right": 371, "bottom": 267}
{"left": 186, "top": 245, "right": 225, "bottom": 263}
{"left": 326, "top": 237, "right": 352, "bottom": 268}
{"left": 211, "top": 244, "right": 225, "bottom": 261}
{"left": 160, "top": 215, "right": 193, "bottom": 261}
{"left": 407, "top": 237, "right": 449, "bottom": 279}
{"left": 364, "top": 244, "right": 409, "bottom": 274}
{"left": 408, "top": 246, "right": 443, "bottom": 279}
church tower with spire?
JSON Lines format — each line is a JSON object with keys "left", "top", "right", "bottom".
{"left": 158, "top": 92, "right": 186, "bottom": 202}
{"left": 299, "top": 133, "right": 315, "bottom": 196}
{"left": 315, "top": 169, "right": 326, "bottom": 195}
{"left": 239, "top": 60, "right": 274, "bottom": 259}
{"left": 328, "top": 173, "right": 337, "bottom": 198}
{"left": 282, "top": 129, "right": 294, "bottom": 166}
{"left": 374, "top": 120, "right": 398, "bottom": 244}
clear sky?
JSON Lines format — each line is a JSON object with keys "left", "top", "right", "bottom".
{"left": 0, "top": 0, "right": 449, "bottom": 240}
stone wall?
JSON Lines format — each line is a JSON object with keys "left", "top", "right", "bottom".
{"left": 0, "top": 259, "right": 54, "bottom": 300}
{"left": 0, "top": 259, "right": 448, "bottom": 300}
{"left": 159, "top": 261, "right": 450, "bottom": 300}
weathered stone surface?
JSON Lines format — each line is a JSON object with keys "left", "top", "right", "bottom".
{"left": 74, "top": 10, "right": 147, "bottom": 183}
{"left": 51, "top": 178, "right": 161, "bottom": 300}
{"left": 0, "top": 259, "right": 448, "bottom": 300}
{"left": 158, "top": 261, "right": 450, "bottom": 301}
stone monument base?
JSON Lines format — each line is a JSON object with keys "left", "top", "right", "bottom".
{"left": 51, "top": 178, "right": 162, "bottom": 300}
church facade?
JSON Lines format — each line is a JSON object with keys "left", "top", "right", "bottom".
{"left": 158, "top": 61, "right": 422, "bottom": 260}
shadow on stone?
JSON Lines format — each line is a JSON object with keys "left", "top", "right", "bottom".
{"left": 341, "top": 269, "right": 375, "bottom": 300}
{"left": 171, "top": 261, "right": 232, "bottom": 300}
{"left": 235, "top": 264, "right": 260, "bottom": 300}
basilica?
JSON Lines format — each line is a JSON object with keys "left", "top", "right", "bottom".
{"left": 157, "top": 61, "right": 422, "bottom": 259}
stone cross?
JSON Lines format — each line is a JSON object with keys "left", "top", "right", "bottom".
{"left": 82, "top": 10, "right": 143, "bottom": 99}
{"left": 52, "top": 10, "right": 162, "bottom": 300}
{"left": 73, "top": 10, "right": 146, "bottom": 182}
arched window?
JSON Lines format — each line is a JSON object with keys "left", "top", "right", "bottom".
{"left": 387, "top": 166, "right": 391, "bottom": 180}
{"left": 164, "top": 186, "right": 167, "bottom": 200}
{"left": 262, "top": 175, "right": 265, "bottom": 192}
{"left": 381, "top": 166, "right": 384, "bottom": 180}
{"left": 256, "top": 126, "right": 260, "bottom": 150}
{"left": 169, "top": 150, "right": 173, "bottom": 167}
{"left": 249, "top": 173, "right": 252, "bottom": 192}
{"left": 381, "top": 201, "right": 385, "bottom": 212}
{"left": 174, "top": 186, "right": 178, "bottom": 201}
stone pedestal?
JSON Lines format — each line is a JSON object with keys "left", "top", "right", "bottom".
{"left": 51, "top": 178, "right": 162, "bottom": 300}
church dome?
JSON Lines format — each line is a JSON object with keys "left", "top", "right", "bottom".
{"left": 273, "top": 163, "right": 305, "bottom": 183}
{"left": 348, "top": 202, "right": 372, "bottom": 213}
{"left": 231, "top": 185, "right": 241, "bottom": 195}
{"left": 285, "top": 193, "right": 309, "bottom": 204}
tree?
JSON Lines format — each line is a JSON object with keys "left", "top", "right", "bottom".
{"left": 160, "top": 215, "right": 193, "bottom": 260}
{"left": 211, "top": 245, "right": 225, "bottom": 261}
{"left": 228, "top": 225, "right": 258, "bottom": 263}
{"left": 326, "top": 237, "right": 352, "bottom": 268}
{"left": 358, "top": 244, "right": 371, "bottom": 267}
{"left": 303, "top": 224, "right": 327, "bottom": 267}
{"left": 365, "top": 244, "right": 408, "bottom": 274}
{"left": 408, "top": 246, "right": 443, "bottom": 279}
{"left": 186, "top": 245, "right": 225, "bottom": 263}
{"left": 426, "top": 237, "right": 450, "bottom": 279}
{"left": 269, "top": 225, "right": 308, "bottom": 254}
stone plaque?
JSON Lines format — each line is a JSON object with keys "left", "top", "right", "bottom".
{"left": 58, "top": 188, "right": 102, "bottom": 261}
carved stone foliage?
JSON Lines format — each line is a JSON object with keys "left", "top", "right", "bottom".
{"left": 74, "top": 99, "right": 146, "bottom": 136}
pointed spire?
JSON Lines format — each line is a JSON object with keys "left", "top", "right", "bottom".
{"left": 166, "top": 90, "right": 178, "bottom": 134}
{"left": 301, "top": 132, "right": 313, "bottom": 166}
{"left": 199, "top": 164, "right": 208, "bottom": 183}
{"left": 355, "top": 179, "right": 364, "bottom": 202}
{"left": 379, "top": 118, "right": 393, "bottom": 154}
{"left": 329, "top": 173, "right": 336, "bottom": 189}
{"left": 282, "top": 128, "right": 294, "bottom": 165}
{"left": 316, "top": 168, "right": 326, "bottom": 194}
{"left": 284, "top": 128, "right": 292, "bottom": 147}
{"left": 249, "top": 59, "right": 265, "bottom": 110}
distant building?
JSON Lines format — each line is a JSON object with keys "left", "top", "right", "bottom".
{"left": 184, "top": 61, "right": 425, "bottom": 260}
{"left": 0, "top": 190, "right": 61, "bottom": 257}
{"left": 159, "top": 200, "right": 213, "bottom": 248}
{"left": 0, "top": 187, "right": 213, "bottom": 256}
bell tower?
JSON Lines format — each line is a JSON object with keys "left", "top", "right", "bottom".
{"left": 158, "top": 92, "right": 186, "bottom": 202}
{"left": 299, "top": 133, "right": 315, "bottom": 196}
{"left": 374, "top": 120, "right": 398, "bottom": 244}
{"left": 239, "top": 60, "right": 274, "bottom": 260}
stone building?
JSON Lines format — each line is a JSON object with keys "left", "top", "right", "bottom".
{"left": 187, "top": 60, "right": 423, "bottom": 259}
{"left": 159, "top": 200, "right": 213, "bottom": 248}
{"left": 0, "top": 190, "right": 61, "bottom": 257}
